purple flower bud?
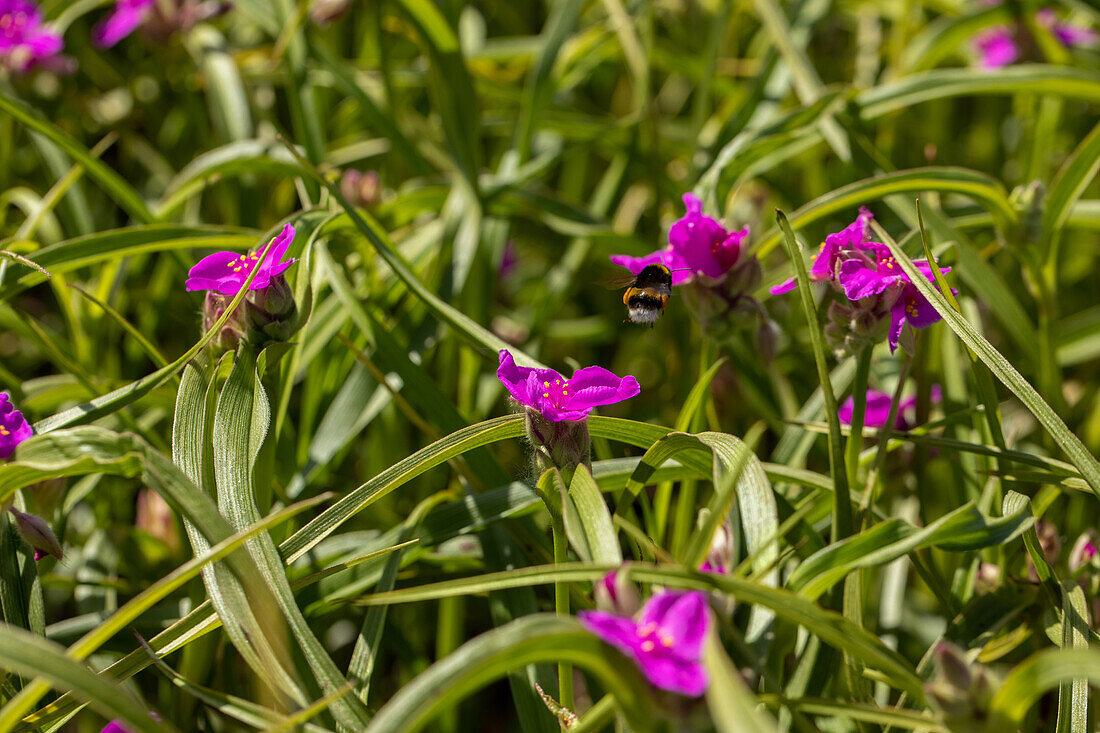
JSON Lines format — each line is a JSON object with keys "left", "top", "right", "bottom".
{"left": 700, "top": 521, "right": 734, "bottom": 576}
{"left": 243, "top": 271, "right": 298, "bottom": 344}
{"left": 594, "top": 570, "right": 640, "bottom": 615}
{"left": 0, "top": 392, "right": 32, "bottom": 461}
{"left": 1036, "top": 8, "right": 1097, "bottom": 49}
{"left": 8, "top": 507, "right": 61, "bottom": 561}
{"left": 135, "top": 489, "right": 180, "bottom": 554}
{"left": 1069, "top": 530, "right": 1099, "bottom": 574}
{"left": 339, "top": 169, "right": 381, "bottom": 209}
{"left": 579, "top": 590, "right": 711, "bottom": 697}
{"left": 309, "top": 0, "right": 351, "bottom": 25}
{"left": 0, "top": 0, "right": 66, "bottom": 74}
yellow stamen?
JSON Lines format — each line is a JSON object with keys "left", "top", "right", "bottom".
{"left": 640, "top": 640, "right": 655, "bottom": 652}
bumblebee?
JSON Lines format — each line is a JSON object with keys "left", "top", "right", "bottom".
{"left": 621, "top": 263, "right": 673, "bottom": 325}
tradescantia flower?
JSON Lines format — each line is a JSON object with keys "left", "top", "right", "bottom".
{"left": 579, "top": 589, "right": 711, "bottom": 697}
{"left": 1069, "top": 529, "right": 1100, "bottom": 574}
{"left": 187, "top": 224, "right": 299, "bottom": 347}
{"left": 1036, "top": 8, "right": 1097, "bottom": 48}
{"left": 972, "top": 26, "right": 1019, "bottom": 68}
{"left": 835, "top": 244, "right": 950, "bottom": 353}
{"left": 498, "top": 349, "right": 638, "bottom": 480}
{"left": 0, "top": 0, "right": 64, "bottom": 74}
{"left": 969, "top": 5, "right": 1095, "bottom": 69}
{"left": 838, "top": 385, "right": 943, "bottom": 430}
{"left": 496, "top": 350, "right": 639, "bottom": 423}
{"left": 93, "top": 0, "right": 154, "bottom": 47}
{"left": 0, "top": 392, "right": 32, "bottom": 461}
{"left": 770, "top": 207, "right": 950, "bottom": 354}
{"left": 94, "top": 0, "right": 231, "bottom": 47}
{"left": 611, "top": 193, "right": 749, "bottom": 285}
{"left": 770, "top": 207, "right": 875, "bottom": 295}
{"left": 186, "top": 223, "right": 296, "bottom": 295}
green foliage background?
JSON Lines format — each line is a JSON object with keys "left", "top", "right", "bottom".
{"left": 2, "top": 0, "right": 1100, "bottom": 730}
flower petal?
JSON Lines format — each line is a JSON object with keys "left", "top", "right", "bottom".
{"left": 769, "top": 278, "right": 797, "bottom": 295}
{"left": 838, "top": 389, "right": 896, "bottom": 429}
{"left": 496, "top": 350, "right": 563, "bottom": 412}
{"left": 578, "top": 610, "right": 641, "bottom": 657}
{"left": 635, "top": 653, "right": 708, "bottom": 697}
{"left": 186, "top": 250, "right": 240, "bottom": 280}
{"left": 888, "top": 300, "right": 907, "bottom": 353}
{"left": 651, "top": 591, "right": 710, "bottom": 659}
{"left": 838, "top": 258, "right": 899, "bottom": 301}
{"left": 610, "top": 249, "right": 692, "bottom": 285}
{"left": 562, "top": 367, "right": 640, "bottom": 412}
{"left": 972, "top": 27, "right": 1019, "bottom": 69}
{"left": 93, "top": 0, "right": 153, "bottom": 48}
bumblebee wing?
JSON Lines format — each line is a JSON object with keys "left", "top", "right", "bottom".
{"left": 596, "top": 266, "right": 639, "bottom": 290}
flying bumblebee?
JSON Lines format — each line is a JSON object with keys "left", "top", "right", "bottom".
{"left": 621, "top": 263, "right": 673, "bottom": 325}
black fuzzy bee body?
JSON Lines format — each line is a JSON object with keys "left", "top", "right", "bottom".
{"left": 622, "top": 264, "right": 673, "bottom": 324}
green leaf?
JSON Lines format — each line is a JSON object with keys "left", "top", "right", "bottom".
{"left": 776, "top": 209, "right": 851, "bottom": 539}
{"left": 213, "top": 348, "right": 368, "bottom": 728}
{"left": 880, "top": 234, "right": 1100, "bottom": 496}
{"left": 567, "top": 465, "right": 621, "bottom": 565}
{"left": 857, "top": 65, "right": 1100, "bottom": 121}
{"left": 357, "top": 562, "right": 924, "bottom": 699}
{"left": 0, "top": 90, "right": 153, "bottom": 223}
{"left": 704, "top": 635, "right": 777, "bottom": 733}
{"left": 1043, "top": 117, "right": 1100, "bottom": 251}
{"left": 0, "top": 624, "right": 171, "bottom": 733}
{"left": 757, "top": 169, "right": 1016, "bottom": 257}
{"left": 786, "top": 502, "right": 1034, "bottom": 600}
{"left": 363, "top": 615, "right": 663, "bottom": 733}
{"left": 0, "top": 226, "right": 257, "bottom": 300}
{"left": 988, "top": 649, "right": 1100, "bottom": 728}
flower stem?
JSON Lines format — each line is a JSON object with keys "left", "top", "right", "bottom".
{"left": 844, "top": 347, "right": 872, "bottom": 500}
{"left": 549, "top": 505, "right": 574, "bottom": 709}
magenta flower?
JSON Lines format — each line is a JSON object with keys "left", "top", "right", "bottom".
{"left": 0, "top": 392, "right": 32, "bottom": 461}
{"left": 93, "top": 0, "right": 154, "bottom": 48}
{"left": 101, "top": 722, "right": 133, "bottom": 733}
{"left": 611, "top": 193, "right": 749, "bottom": 285}
{"left": 1036, "top": 8, "right": 1097, "bottom": 48}
{"left": 770, "top": 207, "right": 875, "bottom": 295}
{"left": 838, "top": 385, "right": 943, "bottom": 430}
{"left": 185, "top": 224, "right": 296, "bottom": 295}
{"left": 101, "top": 713, "right": 160, "bottom": 733}
{"left": 579, "top": 589, "right": 710, "bottom": 697}
{"left": 835, "top": 244, "right": 951, "bottom": 353}
{"left": 972, "top": 26, "right": 1020, "bottom": 68}
{"left": 0, "top": 0, "right": 64, "bottom": 73}
{"left": 496, "top": 350, "right": 639, "bottom": 422}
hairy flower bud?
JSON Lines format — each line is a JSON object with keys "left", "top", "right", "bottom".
{"left": 701, "top": 521, "right": 734, "bottom": 575}
{"left": 525, "top": 407, "right": 591, "bottom": 482}
{"left": 8, "top": 507, "right": 62, "bottom": 561}
{"left": 244, "top": 272, "right": 299, "bottom": 345}
{"left": 925, "top": 642, "right": 999, "bottom": 732}
{"left": 339, "top": 169, "right": 381, "bottom": 209}
{"left": 1069, "top": 530, "right": 1099, "bottom": 574}
{"left": 594, "top": 569, "right": 640, "bottom": 615}
{"left": 309, "top": 0, "right": 352, "bottom": 25}
{"left": 202, "top": 291, "right": 245, "bottom": 353}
